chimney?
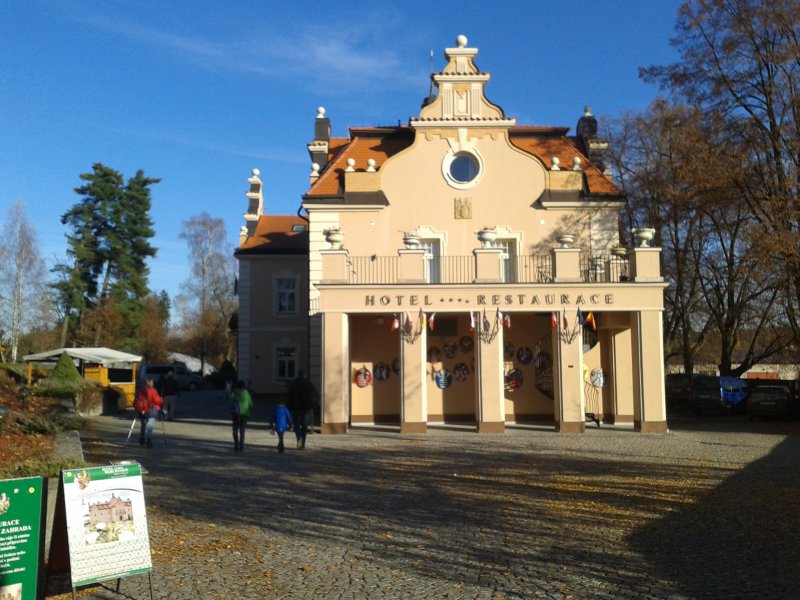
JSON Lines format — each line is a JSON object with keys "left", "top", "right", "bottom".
{"left": 307, "top": 106, "right": 331, "bottom": 172}
{"left": 243, "top": 168, "right": 263, "bottom": 239}
{"left": 577, "top": 105, "right": 611, "bottom": 177}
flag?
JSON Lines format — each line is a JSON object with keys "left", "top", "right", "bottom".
{"left": 577, "top": 307, "right": 585, "bottom": 326}
{"left": 469, "top": 311, "right": 475, "bottom": 331}
{"left": 504, "top": 312, "right": 511, "bottom": 329}
{"left": 551, "top": 311, "right": 557, "bottom": 329}
{"left": 496, "top": 307, "right": 502, "bottom": 324}
{"left": 562, "top": 309, "right": 568, "bottom": 329}
{"left": 429, "top": 312, "right": 436, "bottom": 331}
{"left": 419, "top": 308, "right": 427, "bottom": 330}
{"left": 483, "top": 309, "right": 490, "bottom": 332}
{"left": 391, "top": 314, "right": 399, "bottom": 331}
{"left": 405, "top": 311, "right": 412, "bottom": 329}
{"left": 585, "top": 312, "right": 596, "bottom": 331}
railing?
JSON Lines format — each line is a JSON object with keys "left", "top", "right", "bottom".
{"left": 341, "top": 254, "right": 630, "bottom": 285}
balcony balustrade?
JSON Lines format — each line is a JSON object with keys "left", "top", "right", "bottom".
{"left": 335, "top": 254, "right": 632, "bottom": 285}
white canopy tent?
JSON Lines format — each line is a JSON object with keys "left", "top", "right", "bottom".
{"left": 23, "top": 347, "right": 142, "bottom": 366}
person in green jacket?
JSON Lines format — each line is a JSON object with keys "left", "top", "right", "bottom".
{"left": 230, "top": 380, "right": 253, "bottom": 452}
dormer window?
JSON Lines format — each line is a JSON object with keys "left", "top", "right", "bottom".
{"left": 291, "top": 224, "right": 307, "bottom": 233}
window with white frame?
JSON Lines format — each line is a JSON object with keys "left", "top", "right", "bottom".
{"left": 275, "top": 278, "right": 297, "bottom": 315}
{"left": 419, "top": 239, "right": 441, "bottom": 284}
{"left": 275, "top": 347, "right": 297, "bottom": 381}
{"left": 494, "top": 239, "right": 517, "bottom": 283}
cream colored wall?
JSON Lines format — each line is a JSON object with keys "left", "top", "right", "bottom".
{"left": 350, "top": 314, "right": 401, "bottom": 421}
{"left": 424, "top": 315, "right": 476, "bottom": 421}
{"left": 340, "top": 131, "right": 557, "bottom": 257}
{"left": 239, "top": 255, "right": 309, "bottom": 395}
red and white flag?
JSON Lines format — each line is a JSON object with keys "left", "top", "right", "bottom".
{"left": 551, "top": 311, "right": 557, "bottom": 329}
{"left": 391, "top": 314, "right": 400, "bottom": 331}
{"left": 429, "top": 312, "right": 436, "bottom": 331}
{"left": 562, "top": 309, "right": 568, "bottom": 329}
{"left": 469, "top": 311, "right": 475, "bottom": 331}
{"left": 504, "top": 312, "right": 511, "bottom": 329}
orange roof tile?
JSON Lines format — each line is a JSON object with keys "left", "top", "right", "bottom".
{"left": 305, "top": 125, "right": 621, "bottom": 199}
{"left": 236, "top": 215, "right": 308, "bottom": 255}
{"left": 306, "top": 128, "right": 414, "bottom": 197}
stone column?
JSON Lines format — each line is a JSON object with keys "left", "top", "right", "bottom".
{"left": 552, "top": 320, "right": 585, "bottom": 433}
{"left": 321, "top": 312, "right": 349, "bottom": 434}
{"left": 551, "top": 247, "right": 582, "bottom": 282}
{"left": 476, "top": 318, "right": 505, "bottom": 433}
{"left": 400, "top": 324, "right": 427, "bottom": 433}
{"left": 631, "top": 309, "right": 667, "bottom": 432}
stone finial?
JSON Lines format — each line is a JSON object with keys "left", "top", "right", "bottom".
{"left": 310, "top": 163, "right": 320, "bottom": 177}
{"left": 345, "top": 158, "right": 356, "bottom": 172}
{"left": 317, "top": 106, "right": 326, "bottom": 118}
{"left": 456, "top": 34, "right": 468, "bottom": 48}
{"left": 551, "top": 156, "right": 560, "bottom": 171}
{"left": 572, "top": 156, "right": 582, "bottom": 171}
{"left": 584, "top": 105, "right": 592, "bottom": 116}
{"left": 239, "top": 225, "right": 248, "bottom": 245}
{"left": 366, "top": 158, "right": 376, "bottom": 172}
{"left": 252, "top": 168, "right": 261, "bottom": 178}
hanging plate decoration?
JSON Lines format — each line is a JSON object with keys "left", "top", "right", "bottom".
{"left": 443, "top": 342, "right": 458, "bottom": 359}
{"left": 354, "top": 366, "right": 372, "bottom": 388}
{"left": 590, "top": 368, "right": 606, "bottom": 388}
{"left": 459, "top": 336, "right": 474, "bottom": 353}
{"left": 374, "top": 362, "right": 391, "bottom": 382}
{"left": 516, "top": 346, "right": 533, "bottom": 365}
{"left": 391, "top": 357, "right": 401, "bottom": 375}
{"left": 434, "top": 368, "right": 452, "bottom": 389}
{"left": 505, "top": 368, "right": 524, "bottom": 390}
{"left": 427, "top": 346, "right": 442, "bottom": 363}
{"left": 503, "top": 341, "right": 515, "bottom": 359}
{"left": 453, "top": 362, "right": 470, "bottom": 382}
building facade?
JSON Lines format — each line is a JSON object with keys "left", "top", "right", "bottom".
{"left": 236, "top": 35, "right": 667, "bottom": 434}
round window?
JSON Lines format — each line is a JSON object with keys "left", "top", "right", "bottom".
{"left": 449, "top": 153, "right": 480, "bottom": 183}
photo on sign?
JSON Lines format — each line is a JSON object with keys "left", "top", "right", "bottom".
{"left": 82, "top": 491, "right": 138, "bottom": 545}
{"left": 0, "top": 582, "right": 22, "bottom": 600}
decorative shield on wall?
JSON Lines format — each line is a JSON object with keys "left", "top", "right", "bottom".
{"left": 453, "top": 362, "right": 470, "bottom": 382}
{"left": 374, "top": 362, "right": 391, "bottom": 381}
{"left": 354, "top": 366, "right": 372, "bottom": 388}
{"left": 391, "top": 357, "right": 401, "bottom": 375}
{"left": 505, "top": 368, "right": 524, "bottom": 390}
{"left": 434, "top": 369, "right": 452, "bottom": 389}
{"left": 427, "top": 346, "right": 442, "bottom": 363}
{"left": 443, "top": 342, "right": 458, "bottom": 359}
{"left": 459, "top": 336, "right": 474, "bottom": 353}
{"left": 590, "top": 368, "right": 606, "bottom": 388}
{"left": 503, "top": 341, "right": 515, "bottom": 359}
{"left": 516, "top": 346, "right": 533, "bottom": 365}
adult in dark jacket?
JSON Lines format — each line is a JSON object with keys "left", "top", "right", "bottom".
{"left": 287, "top": 370, "right": 318, "bottom": 449}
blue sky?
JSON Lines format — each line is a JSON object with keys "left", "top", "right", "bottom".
{"left": 0, "top": 1, "right": 682, "bottom": 301}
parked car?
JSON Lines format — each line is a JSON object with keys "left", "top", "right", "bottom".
{"left": 665, "top": 373, "right": 694, "bottom": 408}
{"left": 690, "top": 375, "right": 749, "bottom": 413}
{"left": 137, "top": 364, "right": 203, "bottom": 391}
{"left": 747, "top": 385, "right": 800, "bottom": 420}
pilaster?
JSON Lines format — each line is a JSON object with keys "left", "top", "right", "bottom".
{"left": 321, "top": 312, "right": 349, "bottom": 434}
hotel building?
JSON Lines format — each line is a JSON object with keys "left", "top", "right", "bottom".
{"left": 235, "top": 35, "right": 667, "bottom": 434}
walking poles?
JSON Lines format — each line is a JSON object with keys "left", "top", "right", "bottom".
{"left": 126, "top": 414, "right": 138, "bottom": 444}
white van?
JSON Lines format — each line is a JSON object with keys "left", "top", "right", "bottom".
{"left": 138, "top": 364, "right": 203, "bottom": 391}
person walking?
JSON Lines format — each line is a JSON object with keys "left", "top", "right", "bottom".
{"left": 271, "top": 399, "right": 293, "bottom": 453}
{"left": 288, "top": 370, "right": 319, "bottom": 449}
{"left": 135, "top": 379, "right": 163, "bottom": 449}
{"left": 160, "top": 372, "right": 180, "bottom": 421}
{"left": 230, "top": 380, "right": 253, "bottom": 452}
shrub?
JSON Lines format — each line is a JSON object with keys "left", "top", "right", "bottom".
{"left": 48, "top": 352, "right": 83, "bottom": 387}
{"left": 0, "top": 457, "right": 85, "bottom": 479}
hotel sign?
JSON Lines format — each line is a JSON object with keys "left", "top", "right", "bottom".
{"left": 364, "top": 292, "right": 616, "bottom": 308}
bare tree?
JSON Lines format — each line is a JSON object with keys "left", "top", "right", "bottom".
{"left": 643, "top": 0, "right": 800, "bottom": 342}
{"left": 179, "top": 213, "right": 238, "bottom": 374}
{"left": 0, "top": 200, "right": 46, "bottom": 362}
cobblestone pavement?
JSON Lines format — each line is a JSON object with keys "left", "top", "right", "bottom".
{"left": 46, "top": 391, "right": 800, "bottom": 599}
